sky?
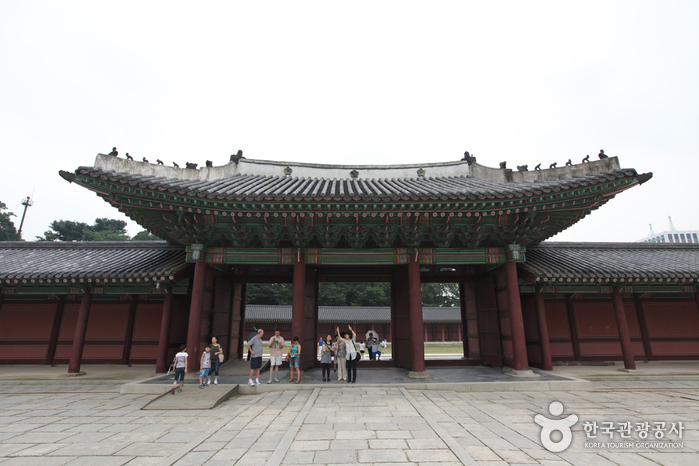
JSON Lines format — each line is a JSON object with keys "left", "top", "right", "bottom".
{"left": 1, "top": 1, "right": 697, "bottom": 243}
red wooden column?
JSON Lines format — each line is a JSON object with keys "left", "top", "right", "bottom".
{"left": 155, "top": 289, "right": 174, "bottom": 373}
{"left": 458, "top": 283, "right": 468, "bottom": 357}
{"left": 504, "top": 260, "right": 529, "bottom": 370}
{"left": 229, "top": 282, "right": 246, "bottom": 360}
{"left": 186, "top": 260, "right": 207, "bottom": 372}
{"left": 46, "top": 296, "right": 66, "bottom": 365}
{"left": 408, "top": 257, "right": 426, "bottom": 373}
{"left": 122, "top": 296, "right": 138, "bottom": 365}
{"left": 566, "top": 296, "right": 582, "bottom": 361}
{"left": 68, "top": 287, "right": 92, "bottom": 373}
{"left": 634, "top": 294, "right": 653, "bottom": 361}
{"left": 612, "top": 287, "right": 636, "bottom": 370}
{"left": 291, "top": 256, "right": 306, "bottom": 359}
{"left": 534, "top": 289, "right": 553, "bottom": 371}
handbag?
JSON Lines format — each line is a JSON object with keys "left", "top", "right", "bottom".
{"left": 285, "top": 353, "right": 290, "bottom": 362}
{"left": 218, "top": 353, "right": 224, "bottom": 363}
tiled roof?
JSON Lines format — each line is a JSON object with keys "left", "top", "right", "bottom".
{"left": 0, "top": 241, "right": 188, "bottom": 282}
{"left": 244, "top": 305, "right": 462, "bottom": 323}
{"left": 73, "top": 166, "right": 643, "bottom": 202}
{"left": 523, "top": 242, "right": 699, "bottom": 282}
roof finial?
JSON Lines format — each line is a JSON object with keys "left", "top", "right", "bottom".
{"left": 669, "top": 216, "right": 676, "bottom": 231}
{"left": 649, "top": 223, "right": 654, "bottom": 235}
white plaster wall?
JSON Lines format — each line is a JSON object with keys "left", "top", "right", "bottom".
{"left": 93, "top": 153, "right": 621, "bottom": 183}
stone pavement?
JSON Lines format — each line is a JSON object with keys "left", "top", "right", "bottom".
{"left": 0, "top": 380, "right": 697, "bottom": 465}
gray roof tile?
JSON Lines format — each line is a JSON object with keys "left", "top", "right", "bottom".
{"left": 244, "top": 305, "right": 462, "bottom": 323}
{"left": 0, "top": 241, "right": 188, "bottom": 281}
{"left": 74, "top": 166, "right": 642, "bottom": 202}
{"left": 523, "top": 242, "right": 699, "bottom": 281}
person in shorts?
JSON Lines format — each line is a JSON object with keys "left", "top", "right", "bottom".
{"left": 359, "top": 341, "right": 366, "bottom": 359}
{"left": 267, "top": 328, "right": 285, "bottom": 384}
{"left": 288, "top": 336, "right": 301, "bottom": 383}
{"left": 199, "top": 345, "right": 211, "bottom": 388}
{"left": 246, "top": 329, "right": 264, "bottom": 386}
{"left": 171, "top": 345, "right": 188, "bottom": 395}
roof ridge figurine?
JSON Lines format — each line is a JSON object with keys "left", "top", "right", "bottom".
{"left": 230, "top": 150, "right": 244, "bottom": 164}
{"left": 599, "top": 149, "right": 608, "bottom": 159}
{"left": 108, "top": 147, "right": 118, "bottom": 157}
{"left": 461, "top": 151, "right": 477, "bottom": 165}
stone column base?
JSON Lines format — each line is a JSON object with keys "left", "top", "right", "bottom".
{"left": 408, "top": 371, "right": 431, "bottom": 379}
{"left": 503, "top": 367, "right": 539, "bottom": 378}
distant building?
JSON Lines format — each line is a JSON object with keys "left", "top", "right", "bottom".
{"left": 638, "top": 217, "right": 699, "bottom": 244}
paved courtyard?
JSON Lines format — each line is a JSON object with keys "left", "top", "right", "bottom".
{"left": 0, "top": 381, "right": 697, "bottom": 465}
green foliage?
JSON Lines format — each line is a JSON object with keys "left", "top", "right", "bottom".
{"left": 246, "top": 282, "right": 459, "bottom": 307}
{"left": 421, "top": 282, "right": 460, "bottom": 307}
{"left": 93, "top": 218, "right": 127, "bottom": 234}
{"left": 131, "top": 230, "right": 162, "bottom": 241}
{"left": 246, "top": 283, "right": 293, "bottom": 305}
{"left": 320, "top": 282, "right": 391, "bottom": 306}
{"left": 0, "top": 201, "right": 19, "bottom": 241}
{"left": 37, "top": 218, "right": 129, "bottom": 241}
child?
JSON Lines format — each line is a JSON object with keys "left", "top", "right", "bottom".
{"left": 288, "top": 336, "right": 301, "bottom": 384}
{"left": 171, "top": 344, "right": 188, "bottom": 395}
{"left": 199, "top": 345, "right": 211, "bottom": 389}
{"left": 359, "top": 340, "right": 366, "bottom": 360}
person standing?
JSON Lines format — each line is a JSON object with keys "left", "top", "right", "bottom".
{"left": 199, "top": 345, "right": 211, "bottom": 389}
{"left": 318, "top": 337, "right": 323, "bottom": 358}
{"left": 171, "top": 344, "right": 187, "bottom": 395}
{"left": 336, "top": 333, "right": 347, "bottom": 381}
{"left": 359, "top": 340, "right": 366, "bottom": 360}
{"left": 337, "top": 325, "right": 358, "bottom": 383}
{"left": 209, "top": 336, "right": 222, "bottom": 385}
{"left": 320, "top": 335, "right": 334, "bottom": 382}
{"left": 246, "top": 327, "right": 257, "bottom": 361}
{"left": 371, "top": 338, "right": 381, "bottom": 360}
{"left": 268, "top": 328, "right": 285, "bottom": 384}
{"left": 245, "top": 329, "right": 264, "bottom": 386}
{"left": 288, "top": 336, "right": 301, "bottom": 383}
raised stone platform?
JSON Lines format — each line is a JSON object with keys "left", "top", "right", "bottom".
{"left": 126, "top": 366, "right": 590, "bottom": 400}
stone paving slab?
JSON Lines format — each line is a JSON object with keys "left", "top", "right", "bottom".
{"left": 0, "top": 381, "right": 697, "bottom": 465}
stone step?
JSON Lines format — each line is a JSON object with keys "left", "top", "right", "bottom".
{"left": 141, "top": 384, "right": 239, "bottom": 410}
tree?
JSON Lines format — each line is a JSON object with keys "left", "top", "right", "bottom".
{"left": 0, "top": 201, "right": 19, "bottom": 241}
{"left": 131, "top": 230, "right": 162, "bottom": 241}
{"left": 244, "top": 282, "right": 459, "bottom": 307}
{"left": 37, "top": 218, "right": 129, "bottom": 241}
{"left": 421, "top": 283, "right": 460, "bottom": 307}
{"left": 246, "top": 283, "right": 293, "bottom": 305}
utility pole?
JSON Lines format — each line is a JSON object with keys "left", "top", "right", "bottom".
{"left": 17, "top": 196, "right": 33, "bottom": 240}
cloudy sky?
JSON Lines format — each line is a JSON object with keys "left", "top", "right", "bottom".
{"left": 1, "top": 1, "right": 697, "bottom": 242}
